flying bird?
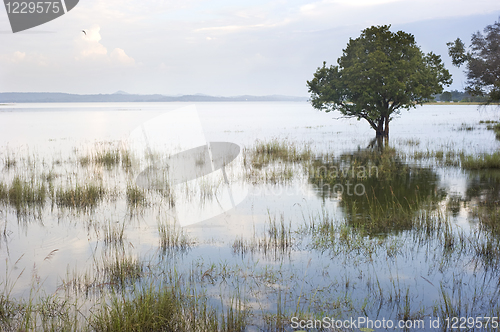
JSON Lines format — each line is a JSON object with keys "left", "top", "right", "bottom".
{"left": 82, "top": 30, "right": 86, "bottom": 35}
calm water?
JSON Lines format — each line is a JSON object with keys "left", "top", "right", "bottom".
{"left": 1, "top": 102, "right": 500, "bottom": 330}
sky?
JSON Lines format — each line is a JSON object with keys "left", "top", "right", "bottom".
{"left": 1, "top": 0, "right": 500, "bottom": 96}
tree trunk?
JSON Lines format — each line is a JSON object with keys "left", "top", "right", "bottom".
{"left": 384, "top": 115, "right": 389, "bottom": 139}
{"left": 373, "top": 116, "right": 390, "bottom": 139}
{"left": 375, "top": 118, "right": 385, "bottom": 137}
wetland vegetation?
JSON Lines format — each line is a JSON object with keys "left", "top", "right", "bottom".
{"left": 2, "top": 104, "right": 500, "bottom": 331}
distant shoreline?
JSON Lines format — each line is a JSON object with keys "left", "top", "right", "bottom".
{"left": 424, "top": 101, "right": 499, "bottom": 105}
{"left": 0, "top": 92, "right": 308, "bottom": 103}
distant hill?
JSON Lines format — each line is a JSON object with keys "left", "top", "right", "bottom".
{"left": 0, "top": 92, "right": 308, "bottom": 103}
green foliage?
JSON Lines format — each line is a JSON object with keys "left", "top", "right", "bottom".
{"left": 307, "top": 25, "right": 452, "bottom": 137}
{"left": 437, "top": 89, "right": 488, "bottom": 102}
{"left": 447, "top": 19, "right": 500, "bottom": 102}
{"left": 126, "top": 185, "right": 147, "bottom": 207}
{"left": 309, "top": 148, "right": 445, "bottom": 235}
{"left": 244, "top": 139, "right": 312, "bottom": 168}
{"left": 0, "top": 177, "right": 46, "bottom": 211}
{"left": 440, "top": 91, "right": 453, "bottom": 102}
{"left": 461, "top": 152, "right": 500, "bottom": 170}
{"left": 91, "top": 285, "right": 247, "bottom": 332}
{"left": 55, "top": 183, "right": 106, "bottom": 209}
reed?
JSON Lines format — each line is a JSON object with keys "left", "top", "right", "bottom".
{"left": 158, "top": 222, "right": 193, "bottom": 253}
{"left": 91, "top": 282, "right": 247, "bottom": 332}
{"left": 244, "top": 139, "right": 312, "bottom": 169}
{"left": 55, "top": 183, "right": 106, "bottom": 209}
{"left": 101, "top": 254, "right": 144, "bottom": 289}
{"left": 3, "top": 155, "right": 16, "bottom": 169}
{"left": 103, "top": 220, "right": 126, "bottom": 247}
{"left": 126, "top": 185, "right": 147, "bottom": 207}
{"left": 79, "top": 147, "right": 132, "bottom": 169}
{"left": 461, "top": 152, "right": 500, "bottom": 169}
{"left": 0, "top": 177, "right": 47, "bottom": 211}
{"left": 487, "top": 122, "right": 500, "bottom": 140}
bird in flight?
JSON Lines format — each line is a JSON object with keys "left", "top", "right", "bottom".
{"left": 82, "top": 30, "right": 86, "bottom": 35}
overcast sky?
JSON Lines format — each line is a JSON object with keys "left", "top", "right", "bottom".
{"left": 1, "top": 0, "right": 500, "bottom": 96}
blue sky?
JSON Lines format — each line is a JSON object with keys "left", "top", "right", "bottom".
{"left": 1, "top": 0, "right": 500, "bottom": 96}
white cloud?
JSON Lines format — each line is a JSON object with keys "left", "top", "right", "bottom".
{"left": 110, "top": 48, "right": 135, "bottom": 66}
{"left": 76, "top": 25, "right": 108, "bottom": 59}
{"left": 11, "top": 51, "right": 26, "bottom": 63}
{"left": 0, "top": 51, "right": 48, "bottom": 66}
{"left": 75, "top": 24, "right": 135, "bottom": 66}
{"left": 2, "top": 0, "right": 500, "bottom": 95}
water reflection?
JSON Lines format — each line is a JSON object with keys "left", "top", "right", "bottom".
{"left": 309, "top": 147, "right": 447, "bottom": 236}
{"left": 464, "top": 170, "right": 500, "bottom": 236}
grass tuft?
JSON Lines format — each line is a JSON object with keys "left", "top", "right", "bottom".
{"left": 461, "top": 152, "right": 500, "bottom": 169}
{"left": 55, "top": 183, "right": 106, "bottom": 209}
{"left": 126, "top": 185, "right": 147, "bottom": 207}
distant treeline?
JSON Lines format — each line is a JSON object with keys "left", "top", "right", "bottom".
{"left": 434, "top": 90, "right": 488, "bottom": 102}
{"left": 0, "top": 92, "right": 308, "bottom": 103}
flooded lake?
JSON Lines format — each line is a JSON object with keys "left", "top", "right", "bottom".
{"left": 1, "top": 102, "right": 500, "bottom": 331}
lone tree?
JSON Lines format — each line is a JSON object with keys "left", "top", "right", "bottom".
{"left": 447, "top": 19, "right": 500, "bottom": 103}
{"left": 307, "top": 25, "right": 452, "bottom": 139}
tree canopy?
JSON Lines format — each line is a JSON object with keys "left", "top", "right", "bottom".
{"left": 307, "top": 25, "right": 452, "bottom": 138}
{"left": 447, "top": 19, "right": 500, "bottom": 103}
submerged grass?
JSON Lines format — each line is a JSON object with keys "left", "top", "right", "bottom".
{"left": 100, "top": 254, "right": 144, "bottom": 289}
{"left": 461, "top": 152, "right": 500, "bottom": 169}
{"left": 79, "top": 147, "right": 132, "bottom": 170}
{"left": 103, "top": 220, "right": 126, "bottom": 247}
{"left": 242, "top": 139, "right": 312, "bottom": 184}
{"left": 232, "top": 214, "right": 293, "bottom": 257}
{"left": 4, "top": 137, "right": 500, "bottom": 331}
{"left": 486, "top": 122, "right": 500, "bottom": 140}
{"left": 55, "top": 183, "right": 106, "bottom": 209}
{"left": 309, "top": 148, "right": 446, "bottom": 235}
{"left": 0, "top": 176, "right": 46, "bottom": 212}
{"left": 91, "top": 283, "right": 248, "bottom": 332}
{"left": 126, "top": 185, "right": 147, "bottom": 207}
{"left": 158, "top": 222, "right": 193, "bottom": 254}
{"left": 243, "top": 139, "right": 312, "bottom": 169}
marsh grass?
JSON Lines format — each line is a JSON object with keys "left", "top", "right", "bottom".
{"left": 4, "top": 138, "right": 500, "bottom": 331}
{"left": 95, "top": 150, "right": 121, "bottom": 168}
{"left": 79, "top": 147, "right": 133, "bottom": 170}
{"left": 486, "top": 122, "right": 500, "bottom": 140}
{"left": 232, "top": 215, "right": 293, "bottom": 257}
{"left": 457, "top": 123, "right": 476, "bottom": 131}
{"left": 246, "top": 139, "right": 312, "bottom": 166}
{"left": 242, "top": 139, "right": 312, "bottom": 185}
{"left": 243, "top": 139, "right": 312, "bottom": 169}
{"left": 304, "top": 214, "right": 383, "bottom": 261}
{"left": 91, "top": 283, "right": 248, "bottom": 332}
{"left": 471, "top": 205, "right": 500, "bottom": 236}
{"left": 55, "top": 183, "right": 106, "bottom": 209}
{"left": 0, "top": 182, "right": 8, "bottom": 202}
{"left": 0, "top": 294, "right": 81, "bottom": 332}
{"left": 101, "top": 254, "right": 144, "bottom": 289}
{"left": 0, "top": 177, "right": 46, "bottom": 212}
{"left": 158, "top": 221, "right": 193, "bottom": 254}
{"left": 309, "top": 148, "right": 446, "bottom": 235}
{"left": 461, "top": 152, "right": 500, "bottom": 169}
{"left": 91, "top": 285, "right": 179, "bottom": 332}
{"left": 126, "top": 185, "right": 147, "bottom": 207}
{"left": 103, "top": 220, "right": 126, "bottom": 247}
{"left": 3, "top": 155, "right": 16, "bottom": 170}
